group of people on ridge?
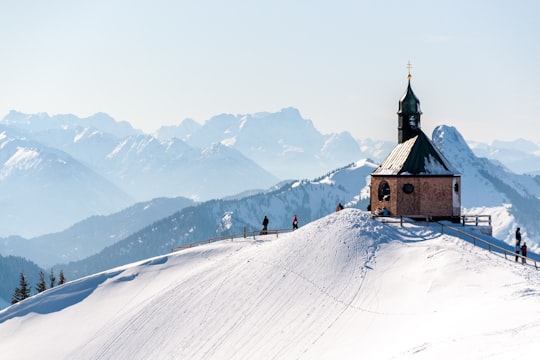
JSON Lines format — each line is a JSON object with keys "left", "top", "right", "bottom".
{"left": 261, "top": 214, "right": 298, "bottom": 234}
{"left": 261, "top": 203, "right": 343, "bottom": 234}
{"left": 515, "top": 227, "right": 528, "bottom": 264}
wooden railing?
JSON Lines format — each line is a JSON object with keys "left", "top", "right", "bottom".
{"left": 371, "top": 214, "right": 430, "bottom": 225}
{"left": 171, "top": 227, "right": 294, "bottom": 252}
{"left": 171, "top": 215, "right": 537, "bottom": 270}
{"left": 439, "top": 223, "right": 537, "bottom": 269}
{"left": 461, "top": 214, "right": 491, "bottom": 227}
{"left": 373, "top": 214, "right": 536, "bottom": 270}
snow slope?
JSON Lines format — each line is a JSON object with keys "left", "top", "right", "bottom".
{"left": 1, "top": 209, "right": 539, "bottom": 359}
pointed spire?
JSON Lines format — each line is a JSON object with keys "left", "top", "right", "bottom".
{"left": 406, "top": 61, "right": 412, "bottom": 81}
{"left": 397, "top": 63, "right": 422, "bottom": 143}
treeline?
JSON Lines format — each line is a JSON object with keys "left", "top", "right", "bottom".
{"left": 0, "top": 255, "right": 42, "bottom": 303}
{"left": 11, "top": 269, "right": 66, "bottom": 305}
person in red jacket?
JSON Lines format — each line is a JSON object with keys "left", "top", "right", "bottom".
{"left": 292, "top": 215, "right": 298, "bottom": 230}
{"left": 521, "top": 242, "right": 527, "bottom": 264}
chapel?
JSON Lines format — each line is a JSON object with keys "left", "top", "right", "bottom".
{"left": 370, "top": 68, "right": 461, "bottom": 221}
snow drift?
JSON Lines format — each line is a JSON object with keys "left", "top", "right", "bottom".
{"left": 1, "top": 209, "right": 539, "bottom": 359}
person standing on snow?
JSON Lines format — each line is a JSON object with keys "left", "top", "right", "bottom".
{"left": 262, "top": 215, "right": 269, "bottom": 235}
{"left": 292, "top": 215, "right": 298, "bottom": 230}
{"left": 515, "top": 242, "right": 522, "bottom": 262}
{"left": 515, "top": 227, "right": 522, "bottom": 262}
{"left": 521, "top": 242, "right": 527, "bottom": 264}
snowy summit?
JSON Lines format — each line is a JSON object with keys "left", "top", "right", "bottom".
{"left": 0, "top": 209, "right": 539, "bottom": 359}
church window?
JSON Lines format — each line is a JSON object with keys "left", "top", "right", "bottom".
{"left": 403, "top": 183, "right": 414, "bottom": 194}
{"left": 378, "top": 181, "right": 391, "bottom": 201}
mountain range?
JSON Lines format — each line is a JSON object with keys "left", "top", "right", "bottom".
{"left": 2, "top": 108, "right": 540, "bottom": 307}
{"left": 0, "top": 109, "right": 384, "bottom": 237}
{"left": 50, "top": 124, "right": 540, "bottom": 285}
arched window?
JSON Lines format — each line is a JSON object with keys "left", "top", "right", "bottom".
{"left": 378, "top": 181, "right": 391, "bottom": 201}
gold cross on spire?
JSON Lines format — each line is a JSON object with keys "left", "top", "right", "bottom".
{"left": 406, "top": 61, "right": 412, "bottom": 80}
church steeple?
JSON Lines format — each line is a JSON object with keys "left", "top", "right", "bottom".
{"left": 397, "top": 62, "right": 422, "bottom": 143}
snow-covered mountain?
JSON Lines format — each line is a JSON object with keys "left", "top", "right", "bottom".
{"left": 1, "top": 209, "right": 538, "bottom": 359}
{"left": 155, "top": 107, "right": 372, "bottom": 179}
{"left": 433, "top": 125, "right": 540, "bottom": 247}
{"left": 0, "top": 112, "right": 282, "bottom": 236}
{"left": 102, "top": 135, "right": 279, "bottom": 201}
{"left": 4, "top": 112, "right": 281, "bottom": 202}
{"left": 49, "top": 124, "right": 540, "bottom": 283}
{"left": 1, "top": 110, "right": 139, "bottom": 139}
{"left": 0, "top": 197, "right": 196, "bottom": 268}
{"left": 2, "top": 109, "right": 540, "bottom": 239}
{"left": 56, "top": 159, "right": 377, "bottom": 280}
{"left": 468, "top": 137, "right": 540, "bottom": 175}
{"left": 2, "top": 122, "right": 540, "bottom": 309}
{"left": 0, "top": 126, "right": 134, "bottom": 237}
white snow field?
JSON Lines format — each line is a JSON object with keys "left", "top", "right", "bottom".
{"left": 1, "top": 209, "right": 539, "bottom": 359}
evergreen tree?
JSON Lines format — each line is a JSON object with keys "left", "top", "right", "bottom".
{"left": 58, "top": 270, "right": 66, "bottom": 285}
{"left": 11, "top": 272, "right": 31, "bottom": 304}
{"left": 36, "top": 270, "right": 47, "bottom": 293}
{"left": 49, "top": 269, "right": 56, "bottom": 288}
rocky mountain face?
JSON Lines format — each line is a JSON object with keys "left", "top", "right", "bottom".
{"left": 155, "top": 107, "right": 379, "bottom": 179}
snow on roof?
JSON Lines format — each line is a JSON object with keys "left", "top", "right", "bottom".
{"left": 372, "top": 131, "right": 459, "bottom": 176}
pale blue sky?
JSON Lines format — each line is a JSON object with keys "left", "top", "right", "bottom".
{"left": 0, "top": 0, "right": 538, "bottom": 143}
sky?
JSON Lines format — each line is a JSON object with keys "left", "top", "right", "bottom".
{"left": 0, "top": 1, "right": 539, "bottom": 143}
{"left": 1, "top": 209, "right": 539, "bottom": 359}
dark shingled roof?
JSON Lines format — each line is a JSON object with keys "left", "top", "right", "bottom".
{"left": 371, "top": 131, "right": 458, "bottom": 176}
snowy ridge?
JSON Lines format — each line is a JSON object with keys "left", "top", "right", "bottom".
{"left": 1, "top": 209, "right": 539, "bottom": 359}
{"left": 433, "top": 125, "right": 540, "bottom": 250}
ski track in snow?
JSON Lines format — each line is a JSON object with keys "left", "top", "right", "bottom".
{"left": 2, "top": 209, "right": 540, "bottom": 359}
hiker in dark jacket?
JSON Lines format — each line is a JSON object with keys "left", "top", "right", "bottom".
{"left": 515, "top": 227, "right": 522, "bottom": 262}
{"left": 262, "top": 215, "right": 269, "bottom": 234}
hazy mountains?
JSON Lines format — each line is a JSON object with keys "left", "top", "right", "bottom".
{"left": 0, "top": 125, "right": 134, "bottom": 237}
{"left": 155, "top": 107, "right": 370, "bottom": 179}
{"left": 0, "top": 109, "right": 385, "bottom": 237}
{"left": 0, "top": 197, "right": 197, "bottom": 268}
{"left": 53, "top": 125, "right": 540, "bottom": 282}
{"left": 469, "top": 138, "right": 540, "bottom": 175}
{"left": 2, "top": 118, "right": 540, "bottom": 306}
